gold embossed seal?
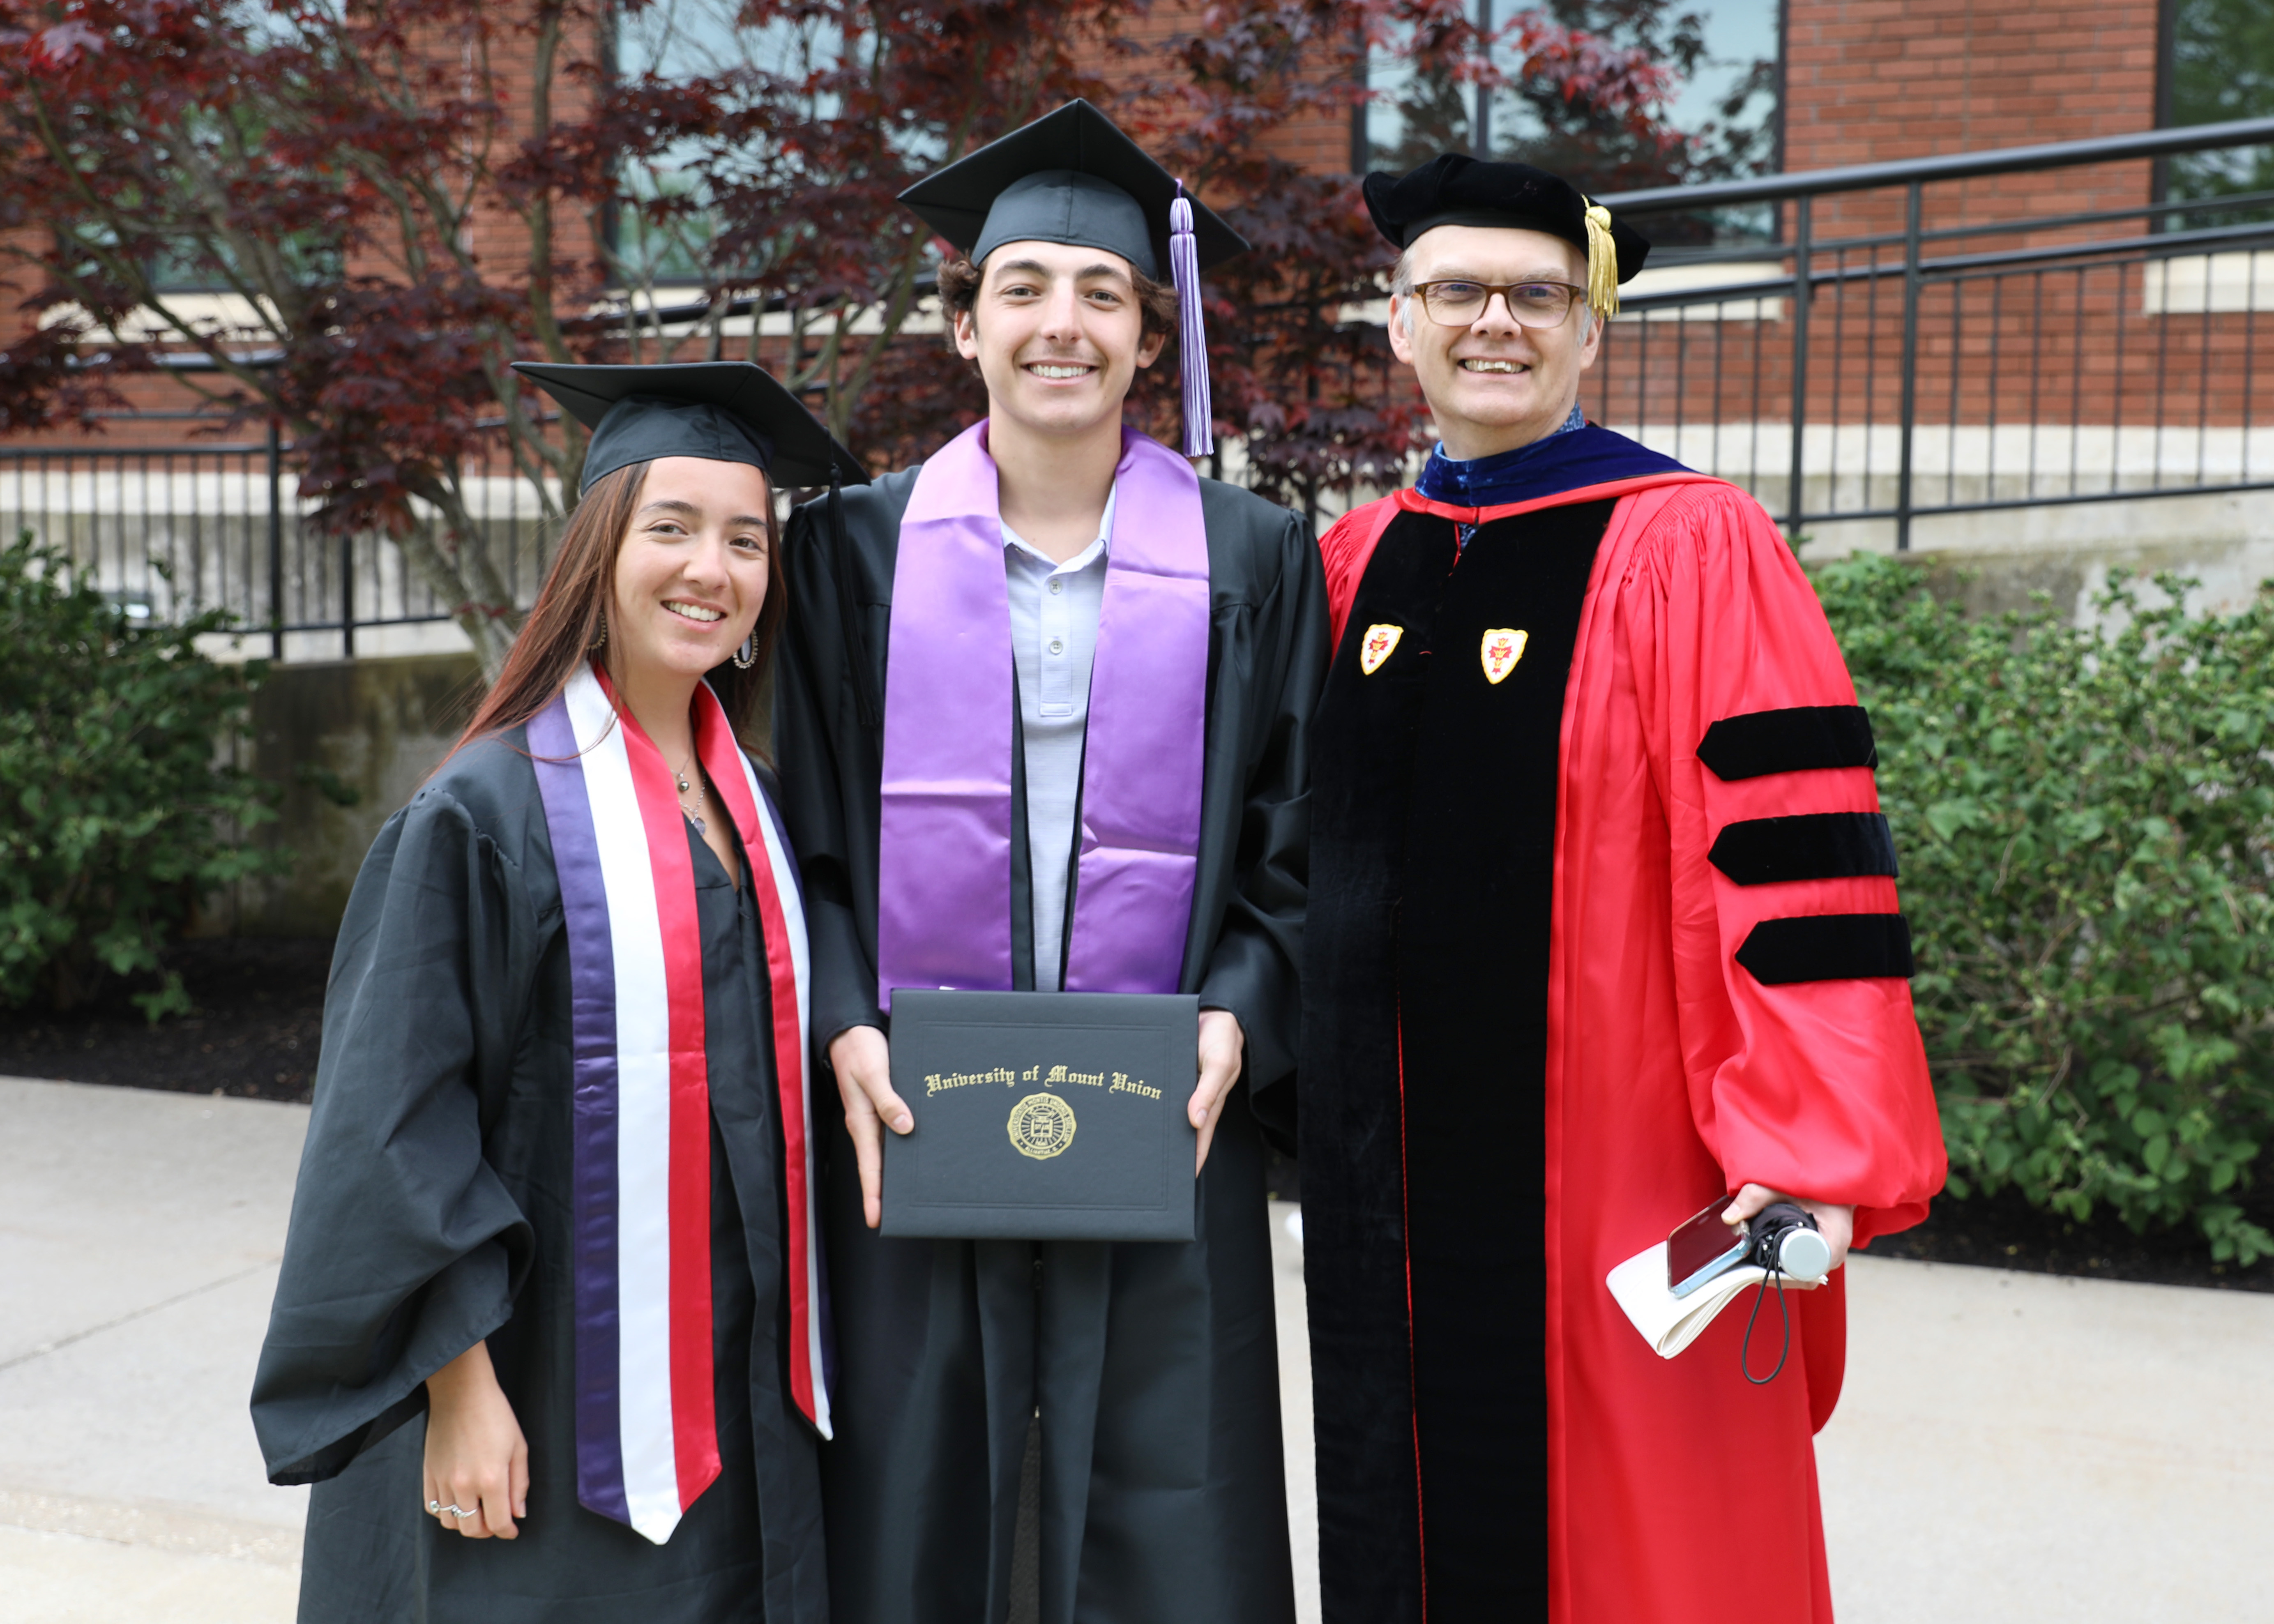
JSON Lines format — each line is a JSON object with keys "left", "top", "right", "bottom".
{"left": 1007, "top": 1093, "right": 1078, "bottom": 1161}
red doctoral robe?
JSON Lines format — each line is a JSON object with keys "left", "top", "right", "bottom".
{"left": 1306, "top": 470, "right": 1947, "bottom": 1624}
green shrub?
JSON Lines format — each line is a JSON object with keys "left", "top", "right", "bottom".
{"left": 1818, "top": 553, "right": 2274, "bottom": 1264}
{"left": 0, "top": 534, "right": 283, "bottom": 1020}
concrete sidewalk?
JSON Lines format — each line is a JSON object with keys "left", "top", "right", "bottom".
{"left": 1, "top": 1078, "right": 307, "bottom": 1622}
{"left": 7, "top": 1073, "right": 2274, "bottom": 1622}
{"left": 1818, "top": 1257, "right": 2274, "bottom": 1623}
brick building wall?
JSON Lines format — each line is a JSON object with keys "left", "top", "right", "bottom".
{"left": 1782, "top": 0, "right": 2164, "bottom": 243}
{"left": 1786, "top": 0, "right": 2161, "bottom": 170}
{"left": 7, "top": 2, "right": 2267, "bottom": 485}
{"left": 392, "top": 17, "right": 606, "bottom": 319}
{"left": 1583, "top": 0, "right": 2268, "bottom": 451}
{"left": 1088, "top": 0, "right": 1360, "bottom": 184}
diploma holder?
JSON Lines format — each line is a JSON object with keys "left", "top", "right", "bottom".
{"left": 881, "top": 990, "right": 1200, "bottom": 1242}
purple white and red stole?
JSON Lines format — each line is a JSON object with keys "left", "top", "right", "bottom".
{"left": 528, "top": 661, "right": 832, "bottom": 1546}
{"left": 877, "top": 421, "right": 1212, "bottom": 1005}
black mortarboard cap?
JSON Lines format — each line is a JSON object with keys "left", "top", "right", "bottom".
{"left": 1363, "top": 153, "right": 1650, "bottom": 316}
{"left": 898, "top": 98, "right": 1247, "bottom": 282}
{"left": 898, "top": 99, "right": 1246, "bottom": 457}
{"left": 512, "top": 360, "right": 869, "bottom": 493}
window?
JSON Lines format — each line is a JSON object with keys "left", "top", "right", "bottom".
{"left": 606, "top": 0, "right": 845, "bottom": 291}
{"left": 2161, "top": 0, "right": 2274, "bottom": 228}
{"left": 1363, "top": 0, "right": 1782, "bottom": 238}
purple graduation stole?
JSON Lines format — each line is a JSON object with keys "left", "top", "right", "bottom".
{"left": 877, "top": 422, "right": 1210, "bottom": 1005}
{"left": 528, "top": 663, "right": 833, "bottom": 1546}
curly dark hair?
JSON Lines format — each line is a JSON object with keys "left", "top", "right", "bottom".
{"left": 935, "top": 252, "right": 1179, "bottom": 343}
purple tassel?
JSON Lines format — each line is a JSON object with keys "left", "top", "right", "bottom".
{"left": 1170, "top": 184, "right": 1212, "bottom": 458}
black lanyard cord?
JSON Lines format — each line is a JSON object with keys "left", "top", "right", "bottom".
{"left": 1740, "top": 1264, "right": 1792, "bottom": 1385}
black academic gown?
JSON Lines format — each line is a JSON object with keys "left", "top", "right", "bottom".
{"left": 774, "top": 470, "right": 1325, "bottom": 1624}
{"left": 251, "top": 733, "right": 827, "bottom": 1624}
{"left": 1302, "top": 496, "right": 1617, "bottom": 1622}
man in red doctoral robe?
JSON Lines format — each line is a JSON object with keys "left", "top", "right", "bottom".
{"left": 1298, "top": 152, "right": 1947, "bottom": 1624}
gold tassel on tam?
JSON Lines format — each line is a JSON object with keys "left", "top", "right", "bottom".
{"left": 1581, "top": 197, "right": 1620, "bottom": 319}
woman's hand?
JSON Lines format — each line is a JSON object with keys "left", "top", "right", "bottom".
{"left": 424, "top": 1341, "right": 530, "bottom": 1539}
{"left": 1190, "top": 1011, "right": 1246, "bottom": 1175}
{"left": 829, "top": 1024, "right": 911, "bottom": 1230}
{"left": 1721, "top": 1183, "right": 1856, "bottom": 1272}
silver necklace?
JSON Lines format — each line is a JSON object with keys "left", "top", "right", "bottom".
{"left": 674, "top": 749, "right": 706, "bottom": 836}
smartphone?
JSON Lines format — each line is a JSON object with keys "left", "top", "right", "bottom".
{"left": 1665, "top": 1200, "right": 1750, "bottom": 1298}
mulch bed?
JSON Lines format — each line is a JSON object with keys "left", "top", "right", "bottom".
{"left": 0, "top": 936, "right": 331, "bottom": 1106}
{"left": 8, "top": 938, "right": 2272, "bottom": 1294}
{"left": 1864, "top": 1182, "right": 2274, "bottom": 1294}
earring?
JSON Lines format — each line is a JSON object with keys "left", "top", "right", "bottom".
{"left": 732, "top": 629, "right": 756, "bottom": 670}
{"left": 590, "top": 610, "right": 608, "bottom": 651}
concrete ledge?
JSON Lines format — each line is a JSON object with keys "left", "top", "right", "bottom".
{"left": 203, "top": 652, "right": 482, "bottom": 938}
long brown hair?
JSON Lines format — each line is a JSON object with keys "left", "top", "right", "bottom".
{"left": 453, "top": 458, "right": 788, "bottom": 756}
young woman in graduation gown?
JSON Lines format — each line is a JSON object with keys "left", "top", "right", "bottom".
{"left": 251, "top": 362, "right": 865, "bottom": 1624}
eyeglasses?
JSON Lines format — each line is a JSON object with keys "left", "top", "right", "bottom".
{"left": 1412, "top": 280, "right": 1588, "bottom": 330}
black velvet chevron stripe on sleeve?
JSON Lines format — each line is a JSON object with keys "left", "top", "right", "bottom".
{"left": 1709, "top": 811, "right": 1899, "bottom": 886}
{"left": 1735, "top": 913, "right": 1915, "bottom": 984}
{"left": 1696, "top": 705, "right": 1877, "bottom": 781}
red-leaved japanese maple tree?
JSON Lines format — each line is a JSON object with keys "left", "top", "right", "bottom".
{"left": 1, "top": 0, "right": 1692, "bottom": 673}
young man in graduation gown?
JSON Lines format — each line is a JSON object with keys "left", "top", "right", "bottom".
{"left": 773, "top": 100, "right": 1322, "bottom": 1624}
{"left": 1298, "top": 153, "right": 1947, "bottom": 1624}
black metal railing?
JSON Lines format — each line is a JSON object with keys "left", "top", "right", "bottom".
{"left": 11, "top": 120, "right": 2274, "bottom": 653}
{"left": 0, "top": 426, "right": 558, "bottom": 659}
{"left": 1592, "top": 116, "right": 2274, "bottom": 548}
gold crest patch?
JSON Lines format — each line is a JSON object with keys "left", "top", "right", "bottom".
{"left": 1359, "top": 623, "right": 1403, "bottom": 675}
{"left": 1008, "top": 1093, "right": 1078, "bottom": 1161}
{"left": 1481, "top": 628, "right": 1528, "bottom": 684}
